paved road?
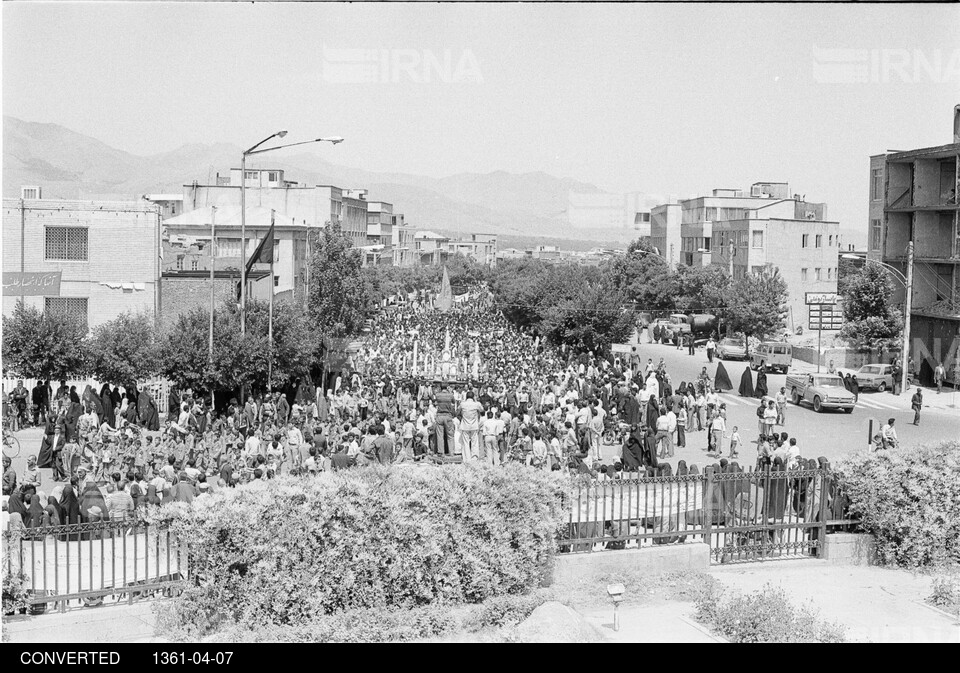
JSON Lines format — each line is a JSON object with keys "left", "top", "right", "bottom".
{"left": 602, "top": 339, "right": 960, "bottom": 469}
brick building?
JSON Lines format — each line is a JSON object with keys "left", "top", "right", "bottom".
{"left": 2, "top": 197, "right": 160, "bottom": 330}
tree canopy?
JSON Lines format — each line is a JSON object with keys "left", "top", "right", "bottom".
{"left": 839, "top": 264, "right": 903, "bottom": 351}
{"left": 1, "top": 300, "right": 87, "bottom": 380}
{"left": 722, "top": 268, "right": 789, "bottom": 353}
{"left": 85, "top": 311, "right": 160, "bottom": 386}
{"left": 308, "top": 224, "right": 373, "bottom": 339}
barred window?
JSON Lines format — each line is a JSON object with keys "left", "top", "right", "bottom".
{"left": 45, "top": 227, "right": 88, "bottom": 261}
{"left": 45, "top": 297, "right": 88, "bottom": 332}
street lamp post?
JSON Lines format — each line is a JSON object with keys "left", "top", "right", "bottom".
{"left": 842, "top": 242, "right": 913, "bottom": 393}
{"left": 239, "top": 132, "right": 343, "bottom": 334}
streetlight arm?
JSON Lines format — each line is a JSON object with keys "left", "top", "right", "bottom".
{"left": 865, "top": 259, "right": 908, "bottom": 286}
{"left": 245, "top": 137, "right": 344, "bottom": 156}
{"left": 243, "top": 131, "right": 287, "bottom": 156}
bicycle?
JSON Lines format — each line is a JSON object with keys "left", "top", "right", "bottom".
{"left": 3, "top": 426, "right": 21, "bottom": 459}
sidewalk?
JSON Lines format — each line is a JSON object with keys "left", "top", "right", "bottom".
{"left": 2, "top": 599, "right": 167, "bottom": 643}
{"left": 578, "top": 602, "right": 726, "bottom": 643}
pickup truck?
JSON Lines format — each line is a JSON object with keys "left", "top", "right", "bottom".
{"left": 785, "top": 373, "right": 855, "bottom": 413}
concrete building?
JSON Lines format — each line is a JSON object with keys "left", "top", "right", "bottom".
{"left": 2, "top": 197, "right": 161, "bottom": 331}
{"left": 142, "top": 194, "right": 184, "bottom": 220}
{"left": 413, "top": 231, "right": 451, "bottom": 265}
{"left": 162, "top": 205, "right": 308, "bottom": 304}
{"left": 365, "top": 201, "right": 394, "bottom": 262}
{"left": 710, "top": 216, "right": 841, "bottom": 333}
{"left": 874, "top": 106, "right": 960, "bottom": 386}
{"left": 449, "top": 233, "right": 498, "bottom": 266}
{"left": 182, "top": 169, "right": 369, "bottom": 248}
{"left": 392, "top": 219, "right": 415, "bottom": 267}
{"left": 650, "top": 203, "right": 682, "bottom": 268}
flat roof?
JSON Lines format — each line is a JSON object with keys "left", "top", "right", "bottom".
{"left": 887, "top": 142, "right": 960, "bottom": 162}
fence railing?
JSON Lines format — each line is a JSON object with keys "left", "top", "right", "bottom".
{"left": 558, "top": 466, "right": 856, "bottom": 563}
{"left": 4, "top": 519, "right": 187, "bottom": 613}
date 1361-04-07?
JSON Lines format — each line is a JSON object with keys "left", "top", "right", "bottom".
{"left": 153, "top": 652, "right": 234, "bottom": 665}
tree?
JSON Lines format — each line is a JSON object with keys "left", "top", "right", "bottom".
{"left": 1, "top": 300, "right": 87, "bottom": 380}
{"left": 673, "top": 264, "right": 730, "bottom": 314}
{"left": 158, "top": 299, "right": 318, "bottom": 395}
{"left": 602, "top": 248, "right": 676, "bottom": 312}
{"left": 85, "top": 311, "right": 160, "bottom": 386}
{"left": 722, "top": 268, "right": 789, "bottom": 355}
{"left": 540, "top": 283, "right": 636, "bottom": 354}
{"left": 308, "top": 224, "right": 373, "bottom": 338}
{"left": 838, "top": 264, "right": 903, "bottom": 351}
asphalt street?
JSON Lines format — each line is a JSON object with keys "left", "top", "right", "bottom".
{"left": 601, "top": 338, "right": 960, "bottom": 469}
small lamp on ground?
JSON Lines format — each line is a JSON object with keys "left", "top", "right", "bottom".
{"left": 607, "top": 583, "right": 625, "bottom": 632}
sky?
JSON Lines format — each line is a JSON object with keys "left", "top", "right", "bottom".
{"left": 3, "top": 2, "right": 959, "bottom": 239}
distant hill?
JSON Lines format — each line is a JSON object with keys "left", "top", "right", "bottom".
{"left": 3, "top": 116, "right": 632, "bottom": 244}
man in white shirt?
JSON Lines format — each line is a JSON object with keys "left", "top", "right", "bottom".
{"left": 459, "top": 392, "right": 484, "bottom": 462}
{"left": 244, "top": 430, "right": 262, "bottom": 460}
{"left": 285, "top": 423, "right": 304, "bottom": 473}
{"left": 665, "top": 409, "right": 677, "bottom": 458}
{"left": 711, "top": 414, "right": 726, "bottom": 456}
{"left": 482, "top": 411, "right": 500, "bottom": 466}
{"left": 880, "top": 418, "right": 898, "bottom": 449}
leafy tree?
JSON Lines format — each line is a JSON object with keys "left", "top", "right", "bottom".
{"left": 673, "top": 264, "right": 730, "bottom": 314}
{"left": 1, "top": 300, "right": 87, "bottom": 380}
{"left": 601, "top": 248, "right": 675, "bottom": 311}
{"left": 489, "top": 258, "right": 552, "bottom": 329}
{"left": 838, "top": 264, "right": 903, "bottom": 351}
{"left": 540, "top": 283, "right": 635, "bottom": 354}
{"left": 308, "top": 224, "right": 373, "bottom": 338}
{"left": 722, "top": 268, "right": 789, "bottom": 355}
{"left": 158, "top": 299, "right": 318, "bottom": 395}
{"left": 85, "top": 311, "right": 160, "bottom": 386}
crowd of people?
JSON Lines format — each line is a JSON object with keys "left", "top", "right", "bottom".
{"left": 3, "top": 288, "right": 822, "bottom": 533}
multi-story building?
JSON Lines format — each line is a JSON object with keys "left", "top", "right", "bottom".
{"left": 711, "top": 216, "right": 841, "bottom": 333}
{"left": 873, "top": 106, "right": 960, "bottom": 386}
{"left": 568, "top": 191, "right": 662, "bottom": 235}
{"left": 449, "top": 233, "right": 498, "bottom": 266}
{"left": 650, "top": 203, "right": 682, "bottom": 267}
{"left": 413, "top": 231, "right": 451, "bottom": 265}
{"left": 182, "top": 169, "right": 369, "bottom": 248}
{"left": 365, "top": 201, "right": 394, "bottom": 263}
{"left": 2, "top": 196, "right": 161, "bottom": 331}
{"left": 392, "top": 219, "right": 415, "bottom": 267}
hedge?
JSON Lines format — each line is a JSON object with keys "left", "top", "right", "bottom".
{"left": 835, "top": 441, "right": 960, "bottom": 568}
{"left": 154, "top": 464, "right": 567, "bottom": 639}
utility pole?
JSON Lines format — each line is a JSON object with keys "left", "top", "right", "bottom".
{"left": 209, "top": 206, "right": 217, "bottom": 367}
{"left": 240, "top": 156, "right": 248, "bottom": 335}
{"left": 901, "top": 240, "right": 914, "bottom": 393}
{"left": 728, "top": 239, "right": 735, "bottom": 278}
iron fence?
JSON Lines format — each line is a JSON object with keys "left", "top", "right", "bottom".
{"left": 4, "top": 519, "right": 188, "bottom": 613}
{"left": 558, "top": 466, "right": 856, "bottom": 564}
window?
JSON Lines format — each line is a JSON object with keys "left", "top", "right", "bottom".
{"left": 274, "top": 275, "right": 280, "bottom": 287}
{"left": 752, "top": 230, "right": 764, "bottom": 248}
{"left": 871, "top": 219, "right": 882, "bottom": 250}
{"left": 274, "top": 238, "right": 281, "bottom": 263}
{"left": 828, "top": 235, "right": 833, "bottom": 247}
{"left": 827, "top": 267, "right": 833, "bottom": 280}
{"left": 802, "top": 268, "right": 808, "bottom": 282}
{"left": 45, "top": 297, "right": 88, "bottom": 332}
{"left": 703, "top": 237, "right": 711, "bottom": 252}
{"left": 871, "top": 168, "right": 883, "bottom": 201}
{"left": 176, "top": 257, "right": 184, "bottom": 271}
{"left": 217, "top": 238, "right": 242, "bottom": 257}
{"left": 191, "top": 260, "right": 199, "bottom": 271}
{"left": 704, "top": 207, "right": 717, "bottom": 222}
{"left": 268, "top": 172, "right": 278, "bottom": 182}
{"left": 21, "top": 187, "right": 40, "bottom": 199}
{"left": 802, "top": 234, "right": 809, "bottom": 248}
{"left": 45, "top": 227, "right": 88, "bottom": 261}
{"left": 244, "top": 171, "right": 258, "bottom": 180}
{"left": 815, "top": 234, "right": 822, "bottom": 248}
{"left": 815, "top": 268, "right": 822, "bottom": 281}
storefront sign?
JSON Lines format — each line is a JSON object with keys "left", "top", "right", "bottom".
{"left": 2, "top": 272, "right": 62, "bottom": 296}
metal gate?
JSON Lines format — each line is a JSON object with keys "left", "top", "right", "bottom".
{"left": 557, "top": 465, "right": 853, "bottom": 564}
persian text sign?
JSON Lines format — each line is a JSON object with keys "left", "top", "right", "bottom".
{"left": 805, "top": 292, "right": 838, "bottom": 305}
{"left": 2, "top": 272, "right": 61, "bottom": 296}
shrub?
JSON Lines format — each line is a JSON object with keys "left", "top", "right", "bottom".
{"left": 834, "top": 442, "right": 960, "bottom": 568}
{"left": 928, "top": 572, "right": 960, "bottom": 616}
{"left": 2, "top": 530, "right": 31, "bottom": 617}
{"left": 695, "top": 582, "right": 846, "bottom": 643}
{"left": 155, "top": 465, "right": 567, "bottom": 640}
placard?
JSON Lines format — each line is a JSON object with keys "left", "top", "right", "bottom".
{"left": 2, "top": 271, "right": 61, "bottom": 296}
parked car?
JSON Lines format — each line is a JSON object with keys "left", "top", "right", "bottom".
{"left": 785, "top": 373, "right": 855, "bottom": 413}
{"left": 715, "top": 337, "right": 748, "bottom": 360}
{"left": 845, "top": 364, "right": 894, "bottom": 392}
{"left": 750, "top": 342, "right": 793, "bottom": 374}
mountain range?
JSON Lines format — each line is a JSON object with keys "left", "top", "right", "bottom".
{"left": 4, "top": 116, "right": 636, "bottom": 246}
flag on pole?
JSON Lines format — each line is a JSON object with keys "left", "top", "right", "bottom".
{"left": 437, "top": 266, "right": 453, "bottom": 312}
{"left": 245, "top": 220, "right": 276, "bottom": 277}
